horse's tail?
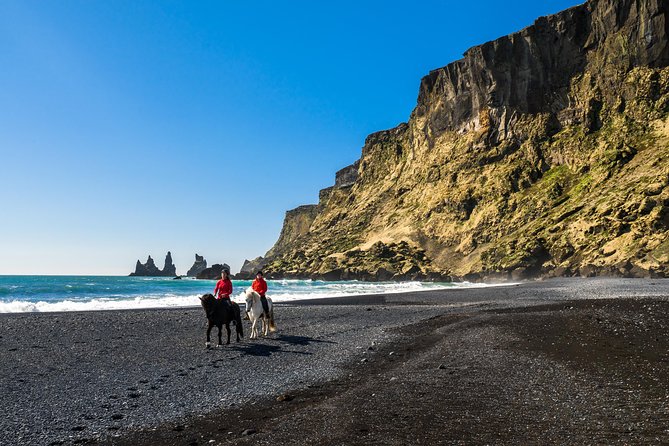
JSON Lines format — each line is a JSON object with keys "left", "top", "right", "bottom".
{"left": 268, "top": 307, "right": 277, "bottom": 333}
{"left": 234, "top": 304, "right": 244, "bottom": 338}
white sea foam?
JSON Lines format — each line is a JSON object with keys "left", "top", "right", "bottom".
{"left": 0, "top": 280, "right": 515, "bottom": 313}
{"left": 0, "top": 294, "right": 203, "bottom": 313}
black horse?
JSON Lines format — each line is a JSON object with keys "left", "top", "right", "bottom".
{"left": 199, "top": 293, "right": 243, "bottom": 347}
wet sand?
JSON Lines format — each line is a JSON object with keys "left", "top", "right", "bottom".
{"left": 1, "top": 278, "right": 668, "bottom": 445}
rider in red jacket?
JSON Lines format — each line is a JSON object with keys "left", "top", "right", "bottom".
{"left": 252, "top": 274, "right": 267, "bottom": 297}
{"left": 214, "top": 270, "right": 233, "bottom": 309}
{"left": 248, "top": 271, "right": 270, "bottom": 316}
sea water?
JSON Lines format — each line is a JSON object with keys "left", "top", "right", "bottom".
{"left": 0, "top": 275, "right": 480, "bottom": 313}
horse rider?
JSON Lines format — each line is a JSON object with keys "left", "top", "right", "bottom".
{"left": 247, "top": 270, "right": 270, "bottom": 318}
{"left": 214, "top": 269, "right": 233, "bottom": 310}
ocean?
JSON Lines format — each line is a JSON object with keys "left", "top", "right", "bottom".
{"left": 0, "top": 275, "right": 495, "bottom": 313}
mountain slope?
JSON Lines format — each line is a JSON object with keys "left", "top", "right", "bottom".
{"left": 258, "top": 0, "right": 669, "bottom": 281}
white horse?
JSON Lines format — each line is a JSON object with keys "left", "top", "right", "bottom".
{"left": 244, "top": 287, "right": 277, "bottom": 339}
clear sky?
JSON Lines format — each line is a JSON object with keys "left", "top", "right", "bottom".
{"left": 0, "top": 0, "right": 581, "bottom": 275}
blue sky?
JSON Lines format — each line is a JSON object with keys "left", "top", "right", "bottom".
{"left": 0, "top": 0, "right": 581, "bottom": 275}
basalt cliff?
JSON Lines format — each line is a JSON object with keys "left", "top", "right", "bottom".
{"left": 260, "top": 0, "right": 669, "bottom": 281}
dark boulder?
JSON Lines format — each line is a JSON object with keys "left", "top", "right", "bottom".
{"left": 196, "top": 263, "right": 232, "bottom": 280}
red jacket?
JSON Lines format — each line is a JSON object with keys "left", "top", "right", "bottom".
{"left": 252, "top": 277, "right": 267, "bottom": 297}
{"left": 214, "top": 278, "right": 232, "bottom": 299}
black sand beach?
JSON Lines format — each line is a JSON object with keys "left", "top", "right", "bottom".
{"left": 2, "top": 278, "right": 669, "bottom": 445}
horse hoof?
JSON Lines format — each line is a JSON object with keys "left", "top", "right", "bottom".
{"left": 216, "top": 344, "right": 222, "bottom": 348}
{"left": 205, "top": 342, "right": 211, "bottom": 348}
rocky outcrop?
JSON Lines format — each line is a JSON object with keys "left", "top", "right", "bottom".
{"left": 196, "top": 263, "right": 232, "bottom": 280}
{"left": 264, "top": 205, "right": 320, "bottom": 260}
{"left": 130, "top": 256, "right": 162, "bottom": 276}
{"left": 130, "top": 252, "right": 177, "bottom": 277}
{"left": 236, "top": 257, "right": 266, "bottom": 279}
{"left": 260, "top": 0, "right": 669, "bottom": 281}
{"left": 335, "top": 161, "right": 360, "bottom": 188}
{"left": 186, "top": 254, "right": 207, "bottom": 277}
{"left": 162, "top": 252, "right": 176, "bottom": 276}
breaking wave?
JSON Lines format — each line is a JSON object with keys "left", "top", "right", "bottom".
{"left": 0, "top": 276, "right": 503, "bottom": 313}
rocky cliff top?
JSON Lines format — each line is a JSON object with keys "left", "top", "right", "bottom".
{"left": 414, "top": 0, "right": 669, "bottom": 138}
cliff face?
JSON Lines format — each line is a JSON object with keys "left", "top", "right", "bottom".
{"left": 263, "top": 0, "right": 669, "bottom": 281}
{"left": 264, "top": 205, "right": 320, "bottom": 260}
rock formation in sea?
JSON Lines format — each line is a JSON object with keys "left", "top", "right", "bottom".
{"left": 162, "top": 251, "right": 176, "bottom": 276}
{"left": 196, "top": 263, "right": 232, "bottom": 280}
{"left": 186, "top": 254, "right": 208, "bottom": 277}
{"left": 257, "top": 0, "right": 669, "bottom": 281}
{"left": 130, "top": 256, "right": 162, "bottom": 276}
{"left": 129, "top": 252, "right": 178, "bottom": 277}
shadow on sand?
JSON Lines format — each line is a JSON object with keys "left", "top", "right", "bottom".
{"left": 228, "top": 334, "right": 336, "bottom": 357}
{"left": 271, "top": 334, "right": 337, "bottom": 346}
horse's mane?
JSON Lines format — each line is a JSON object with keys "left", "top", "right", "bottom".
{"left": 245, "top": 288, "right": 260, "bottom": 299}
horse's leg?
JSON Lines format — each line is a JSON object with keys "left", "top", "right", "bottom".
{"left": 234, "top": 305, "right": 243, "bottom": 341}
{"left": 251, "top": 318, "right": 257, "bottom": 339}
{"left": 225, "top": 323, "right": 231, "bottom": 345}
{"left": 217, "top": 324, "right": 223, "bottom": 347}
{"left": 206, "top": 323, "right": 212, "bottom": 348}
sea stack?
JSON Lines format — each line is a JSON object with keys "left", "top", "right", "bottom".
{"left": 129, "top": 252, "right": 178, "bottom": 276}
{"left": 186, "top": 254, "right": 208, "bottom": 277}
{"left": 130, "top": 256, "right": 162, "bottom": 276}
{"left": 162, "top": 251, "right": 177, "bottom": 276}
